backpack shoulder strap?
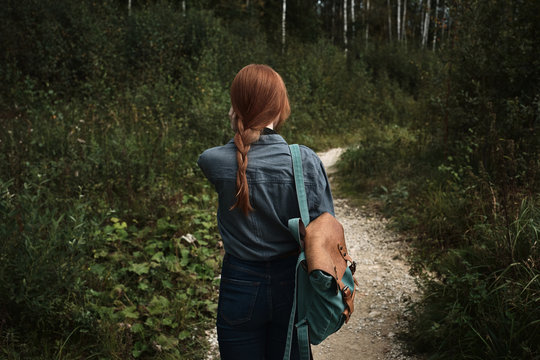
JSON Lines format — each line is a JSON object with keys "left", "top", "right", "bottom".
{"left": 283, "top": 251, "right": 312, "bottom": 360}
{"left": 283, "top": 144, "right": 312, "bottom": 360}
{"left": 289, "top": 144, "right": 310, "bottom": 228}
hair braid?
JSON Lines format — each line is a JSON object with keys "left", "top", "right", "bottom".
{"left": 230, "top": 117, "right": 261, "bottom": 215}
{"left": 229, "top": 64, "right": 290, "bottom": 215}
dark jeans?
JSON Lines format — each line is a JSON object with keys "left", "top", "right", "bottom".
{"left": 217, "top": 253, "right": 301, "bottom": 360}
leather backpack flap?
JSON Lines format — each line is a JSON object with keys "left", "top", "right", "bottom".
{"left": 304, "top": 212, "right": 356, "bottom": 322}
{"left": 304, "top": 212, "right": 351, "bottom": 285}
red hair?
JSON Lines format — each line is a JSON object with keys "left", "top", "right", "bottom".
{"left": 230, "top": 64, "right": 291, "bottom": 215}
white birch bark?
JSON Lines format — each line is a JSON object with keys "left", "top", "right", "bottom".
{"left": 422, "top": 0, "right": 431, "bottom": 48}
{"left": 182, "top": 1, "right": 186, "bottom": 16}
{"left": 397, "top": 0, "right": 401, "bottom": 41}
{"left": 351, "top": 0, "right": 356, "bottom": 35}
{"left": 282, "top": 0, "right": 286, "bottom": 53}
{"left": 344, "top": 0, "right": 348, "bottom": 52}
{"left": 432, "top": 0, "right": 439, "bottom": 50}
{"left": 128, "top": 0, "right": 132, "bottom": 16}
{"left": 365, "top": 0, "right": 370, "bottom": 50}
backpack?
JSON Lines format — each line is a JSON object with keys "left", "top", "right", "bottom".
{"left": 283, "top": 144, "right": 357, "bottom": 360}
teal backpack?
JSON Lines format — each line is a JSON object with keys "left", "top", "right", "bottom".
{"left": 283, "top": 144, "right": 357, "bottom": 360}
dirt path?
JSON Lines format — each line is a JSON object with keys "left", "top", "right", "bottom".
{"left": 205, "top": 148, "right": 421, "bottom": 360}
{"left": 313, "top": 148, "right": 421, "bottom": 360}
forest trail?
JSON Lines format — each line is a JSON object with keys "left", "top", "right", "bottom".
{"left": 205, "top": 148, "right": 421, "bottom": 360}
{"left": 313, "top": 148, "right": 421, "bottom": 360}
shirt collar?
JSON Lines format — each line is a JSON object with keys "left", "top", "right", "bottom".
{"left": 261, "top": 127, "right": 277, "bottom": 135}
{"left": 227, "top": 132, "right": 287, "bottom": 145}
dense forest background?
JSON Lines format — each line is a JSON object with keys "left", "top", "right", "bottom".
{"left": 1, "top": 0, "right": 539, "bottom": 359}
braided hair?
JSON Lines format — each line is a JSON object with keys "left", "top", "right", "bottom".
{"left": 229, "top": 64, "right": 291, "bottom": 215}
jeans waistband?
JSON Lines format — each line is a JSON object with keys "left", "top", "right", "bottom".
{"left": 223, "top": 252, "right": 298, "bottom": 277}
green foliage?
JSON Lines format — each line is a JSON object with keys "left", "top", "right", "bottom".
{"left": 408, "top": 198, "right": 540, "bottom": 359}
{"left": 2, "top": 0, "right": 538, "bottom": 358}
{"left": 0, "top": 170, "right": 221, "bottom": 358}
{"left": 0, "top": 0, "right": 407, "bottom": 357}
{"left": 0, "top": 1, "right": 232, "bottom": 357}
{"left": 336, "top": 1, "right": 540, "bottom": 358}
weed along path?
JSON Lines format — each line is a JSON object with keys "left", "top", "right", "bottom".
{"left": 313, "top": 148, "right": 421, "bottom": 360}
{"left": 205, "top": 148, "right": 421, "bottom": 360}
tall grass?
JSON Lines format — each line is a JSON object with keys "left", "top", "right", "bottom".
{"left": 408, "top": 197, "right": 540, "bottom": 359}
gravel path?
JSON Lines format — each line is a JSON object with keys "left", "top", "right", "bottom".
{"left": 313, "top": 148, "right": 421, "bottom": 360}
{"left": 205, "top": 148, "right": 421, "bottom": 360}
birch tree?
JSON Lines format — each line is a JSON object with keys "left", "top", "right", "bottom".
{"left": 282, "top": 0, "right": 286, "bottom": 53}
{"left": 344, "top": 0, "right": 348, "bottom": 52}
{"left": 422, "top": 0, "right": 431, "bottom": 48}
{"left": 351, "top": 0, "right": 356, "bottom": 36}
{"left": 365, "top": 0, "right": 370, "bottom": 49}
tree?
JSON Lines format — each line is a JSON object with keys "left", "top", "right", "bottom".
{"left": 422, "top": 0, "right": 431, "bottom": 47}
{"left": 432, "top": 0, "right": 439, "bottom": 50}
{"left": 397, "top": 0, "right": 402, "bottom": 41}
{"left": 344, "top": 0, "right": 348, "bottom": 52}
{"left": 401, "top": 0, "right": 407, "bottom": 42}
{"left": 351, "top": 0, "right": 356, "bottom": 36}
{"left": 282, "top": 0, "right": 286, "bottom": 52}
{"left": 365, "top": 0, "right": 370, "bottom": 49}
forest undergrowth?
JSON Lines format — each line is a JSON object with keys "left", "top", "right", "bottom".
{"left": 337, "top": 1, "right": 540, "bottom": 358}
{"left": 1, "top": 1, "right": 539, "bottom": 359}
{"left": 0, "top": 2, "right": 389, "bottom": 358}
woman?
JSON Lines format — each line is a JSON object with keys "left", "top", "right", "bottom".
{"left": 198, "top": 64, "right": 334, "bottom": 360}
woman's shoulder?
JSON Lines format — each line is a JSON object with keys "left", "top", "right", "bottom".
{"left": 297, "top": 145, "right": 323, "bottom": 166}
{"left": 197, "top": 141, "right": 236, "bottom": 170}
{"left": 199, "top": 141, "right": 234, "bottom": 158}
{"left": 295, "top": 145, "right": 327, "bottom": 182}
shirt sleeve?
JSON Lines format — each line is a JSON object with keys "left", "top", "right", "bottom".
{"left": 309, "top": 157, "right": 335, "bottom": 220}
{"left": 197, "top": 151, "right": 214, "bottom": 185}
{"left": 300, "top": 147, "right": 335, "bottom": 220}
{"left": 314, "top": 159, "right": 335, "bottom": 217}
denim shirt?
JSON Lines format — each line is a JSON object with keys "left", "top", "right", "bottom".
{"left": 197, "top": 133, "right": 335, "bottom": 261}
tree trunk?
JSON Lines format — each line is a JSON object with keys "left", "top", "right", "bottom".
{"left": 419, "top": 0, "right": 424, "bottom": 43}
{"left": 182, "top": 1, "right": 186, "bottom": 16}
{"left": 282, "top": 0, "right": 286, "bottom": 53}
{"left": 344, "top": 0, "right": 348, "bottom": 52}
{"left": 397, "top": 0, "right": 401, "bottom": 41}
{"left": 402, "top": 0, "right": 407, "bottom": 43}
{"left": 422, "top": 0, "right": 431, "bottom": 48}
{"left": 441, "top": 0, "right": 445, "bottom": 43}
{"left": 387, "top": 0, "right": 392, "bottom": 42}
{"left": 432, "top": 0, "right": 439, "bottom": 50}
{"left": 365, "top": 0, "right": 370, "bottom": 50}
{"left": 128, "top": 0, "right": 132, "bottom": 16}
{"left": 351, "top": 0, "right": 356, "bottom": 36}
